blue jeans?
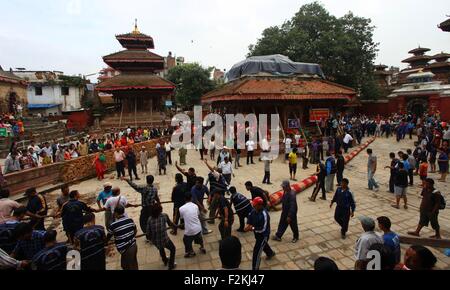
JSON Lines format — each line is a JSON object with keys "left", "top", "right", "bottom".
{"left": 368, "top": 170, "right": 379, "bottom": 190}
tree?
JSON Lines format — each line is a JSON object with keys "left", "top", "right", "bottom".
{"left": 248, "top": 2, "right": 380, "bottom": 99}
{"left": 167, "top": 63, "right": 216, "bottom": 109}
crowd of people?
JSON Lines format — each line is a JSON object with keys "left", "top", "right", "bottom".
{"left": 0, "top": 112, "right": 447, "bottom": 271}
{"left": 2, "top": 125, "right": 174, "bottom": 176}
{"left": 0, "top": 113, "right": 25, "bottom": 138}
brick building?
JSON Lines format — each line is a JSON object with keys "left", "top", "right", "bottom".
{"left": 0, "top": 66, "right": 28, "bottom": 114}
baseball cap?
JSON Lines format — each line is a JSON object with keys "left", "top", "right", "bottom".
{"left": 252, "top": 197, "right": 264, "bottom": 207}
{"left": 358, "top": 216, "right": 375, "bottom": 228}
{"left": 104, "top": 182, "right": 113, "bottom": 188}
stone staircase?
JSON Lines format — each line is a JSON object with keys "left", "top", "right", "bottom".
{"left": 0, "top": 118, "right": 69, "bottom": 158}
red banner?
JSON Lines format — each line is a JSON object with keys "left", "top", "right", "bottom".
{"left": 309, "top": 109, "right": 330, "bottom": 122}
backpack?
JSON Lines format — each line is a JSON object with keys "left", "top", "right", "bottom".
{"left": 434, "top": 190, "right": 446, "bottom": 210}
{"left": 328, "top": 157, "right": 337, "bottom": 174}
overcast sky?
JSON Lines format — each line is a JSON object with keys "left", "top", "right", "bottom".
{"left": 1, "top": 0, "right": 449, "bottom": 81}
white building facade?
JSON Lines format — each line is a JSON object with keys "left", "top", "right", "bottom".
{"left": 12, "top": 70, "right": 84, "bottom": 116}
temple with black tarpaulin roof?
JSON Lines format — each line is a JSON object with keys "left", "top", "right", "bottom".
{"left": 201, "top": 55, "right": 357, "bottom": 132}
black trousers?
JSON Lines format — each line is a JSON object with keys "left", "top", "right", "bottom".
{"left": 252, "top": 235, "right": 274, "bottom": 270}
{"left": 262, "top": 171, "right": 270, "bottom": 184}
{"left": 208, "top": 198, "right": 218, "bottom": 223}
{"left": 247, "top": 151, "right": 254, "bottom": 164}
{"left": 116, "top": 161, "right": 125, "bottom": 178}
{"left": 173, "top": 205, "right": 182, "bottom": 226}
{"left": 389, "top": 174, "right": 395, "bottom": 193}
{"left": 128, "top": 165, "right": 138, "bottom": 180}
{"left": 139, "top": 207, "right": 151, "bottom": 234}
{"left": 302, "top": 155, "right": 309, "bottom": 169}
{"left": 343, "top": 143, "right": 349, "bottom": 153}
{"left": 167, "top": 151, "right": 172, "bottom": 165}
{"left": 275, "top": 214, "right": 299, "bottom": 240}
{"left": 183, "top": 232, "right": 204, "bottom": 253}
{"left": 336, "top": 170, "right": 344, "bottom": 186}
{"left": 408, "top": 169, "right": 414, "bottom": 185}
{"left": 237, "top": 211, "right": 250, "bottom": 231}
{"left": 158, "top": 239, "right": 176, "bottom": 268}
{"left": 223, "top": 174, "right": 232, "bottom": 185}
{"left": 335, "top": 207, "right": 351, "bottom": 235}
{"left": 219, "top": 220, "right": 233, "bottom": 240}
{"left": 311, "top": 179, "right": 326, "bottom": 200}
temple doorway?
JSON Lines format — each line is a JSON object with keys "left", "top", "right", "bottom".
{"left": 407, "top": 98, "right": 428, "bottom": 117}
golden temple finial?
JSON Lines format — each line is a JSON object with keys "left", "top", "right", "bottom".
{"left": 133, "top": 18, "right": 140, "bottom": 34}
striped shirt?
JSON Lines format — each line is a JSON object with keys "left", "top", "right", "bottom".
{"left": 0, "top": 221, "right": 19, "bottom": 254}
{"left": 32, "top": 243, "right": 68, "bottom": 270}
{"left": 13, "top": 230, "right": 46, "bottom": 260}
{"left": 230, "top": 193, "right": 252, "bottom": 214}
{"left": 108, "top": 217, "right": 136, "bottom": 254}
{"left": 0, "top": 248, "right": 20, "bottom": 270}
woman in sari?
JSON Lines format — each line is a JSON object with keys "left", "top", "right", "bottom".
{"left": 93, "top": 150, "right": 107, "bottom": 180}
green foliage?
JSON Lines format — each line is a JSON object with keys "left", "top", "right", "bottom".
{"left": 59, "top": 75, "right": 85, "bottom": 87}
{"left": 167, "top": 63, "right": 216, "bottom": 109}
{"left": 248, "top": 2, "right": 379, "bottom": 99}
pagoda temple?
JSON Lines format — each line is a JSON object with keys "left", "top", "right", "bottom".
{"left": 401, "top": 47, "right": 432, "bottom": 68}
{"left": 439, "top": 17, "right": 450, "bottom": 32}
{"left": 201, "top": 55, "right": 356, "bottom": 129}
{"left": 96, "top": 21, "right": 175, "bottom": 127}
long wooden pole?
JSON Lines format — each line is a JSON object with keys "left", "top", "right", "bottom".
{"left": 293, "top": 112, "right": 308, "bottom": 143}
{"left": 275, "top": 107, "right": 286, "bottom": 141}
{"left": 135, "top": 96, "right": 138, "bottom": 128}
{"left": 119, "top": 99, "right": 124, "bottom": 129}
{"left": 311, "top": 109, "right": 323, "bottom": 136}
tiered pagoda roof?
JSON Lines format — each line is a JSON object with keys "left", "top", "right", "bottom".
{"left": 433, "top": 52, "right": 450, "bottom": 62}
{"left": 402, "top": 47, "right": 432, "bottom": 68}
{"left": 116, "top": 20, "right": 155, "bottom": 49}
{"left": 374, "top": 64, "right": 392, "bottom": 75}
{"left": 103, "top": 50, "right": 164, "bottom": 72}
{"left": 439, "top": 18, "right": 450, "bottom": 32}
{"left": 408, "top": 47, "right": 431, "bottom": 55}
{"left": 96, "top": 73, "right": 175, "bottom": 91}
{"left": 97, "top": 21, "right": 174, "bottom": 94}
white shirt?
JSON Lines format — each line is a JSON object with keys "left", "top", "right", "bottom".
{"left": 179, "top": 202, "right": 202, "bottom": 236}
{"left": 246, "top": 140, "right": 255, "bottom": 151}
{"left": 219, "top": 161, "right": 233, "bottom": 175}
{"left": 355, "top": 231, "right": 383, "bottom": 260}
{"left": 104, "top": 196, "right": 128, "bottom": 215}
{"left": 343, "top": 133, "right": 353, "bottom": 144}
{"left": 209, "top": 141, "right": 215, "bottom": 150}
{"left": 284, "top": 138, "right": 292, "bottom": 149}
{"left": 165, "top": 143, "right": 172, "bottom": 152}
{"left": 28, "top": 145, "right": 41, "bottom": 153}
{"left": 444, "top": 129, "right": 450, "bottom": 140}
{"left": 114, "top": 150, "right": 125, "bottom": 162}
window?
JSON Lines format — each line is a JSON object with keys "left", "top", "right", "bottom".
{"left": 35, "top": 87, "right": 43, "bottom": 96}
{"left": 61, "top": 87, "right": 69, "bottom": 95}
